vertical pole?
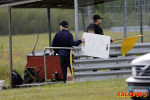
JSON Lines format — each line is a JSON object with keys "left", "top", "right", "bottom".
{"left": 44, "top": 48, "right": 47, "bottom": 85}
{"left": 124, "top": 0, "right": 127, "bottom": 38}
{"left": 140, "top": 0, "right": 143, "bottom": 43}
{"left": 8, "top": 6, "right": 12, "bottom": 89}
{"left": 81, "top": 9, "right": 86, "bottom": 32}
{"left": 148, "top": 0, "right": 149, "bottom": 15}
{"left": 88, "top": 6, "right": 92, "bottom": 24}
{"left": 74, "top": 0, "right": 79, "bottom": 40}
{"left": 47, "top": 8, "right": 51, "bottom": 46}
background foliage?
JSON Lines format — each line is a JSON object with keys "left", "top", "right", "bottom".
{"left": 0, "top": 0, "right": 146, "bottom": 35}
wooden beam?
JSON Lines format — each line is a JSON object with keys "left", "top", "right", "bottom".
{"left": 12, "top": 0, "right": 75, "bottom": 9}
{"left": 12, "top": 5, "right": 74, "bottom": 9}
{"left": 27, "top": 1, "right": 55, "bottom": 7}
{"left": 1, "top": 0, "right": 116, "bottom": 8}
{"left": 0, "top": 0, "right": 42, "bottom": 8}
{"left": 11, "top": 0, "right": 74, "bottom": 8}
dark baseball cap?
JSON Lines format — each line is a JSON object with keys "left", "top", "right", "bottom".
{"left": 93, "top": 15, "right": 103, "bottom": 20}
{"left": 59, "top": 21, "right": 69, "bottom": 27}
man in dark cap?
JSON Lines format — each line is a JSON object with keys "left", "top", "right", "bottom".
{"left": 87, "top": 15, "right": 114, "bottom": 72}
{"left": 52, "top": 21, "right": 85, "bottom": 83}
{"left": 87, "top": 15, "right": 114, "bottom": 42}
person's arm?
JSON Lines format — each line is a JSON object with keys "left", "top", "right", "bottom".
{"left": 69, "top": 34, "right": 82, "bottom": 46}
{"left": 111, "top": 39, "right": 114, "bottom": 42}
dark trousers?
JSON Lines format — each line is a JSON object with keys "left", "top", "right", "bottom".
{"left": 93, "top": 57, "right": 98, "bottom": 72}
{"left": 59, "top": 55, "right": 71, "bottom": 83}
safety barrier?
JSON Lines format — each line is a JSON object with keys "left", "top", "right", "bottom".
{"left": 71, "top": 42, "right": 150, "bottom": 82}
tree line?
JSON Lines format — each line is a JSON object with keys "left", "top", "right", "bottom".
{"left": 0, "top": 8, "right": 75, "bottom": 35}
{"left": 0, "top": 0, "right": 149, "bottom": 35}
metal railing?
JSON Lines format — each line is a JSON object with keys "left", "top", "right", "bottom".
{"left": 72, "top": 42, "right": 150, "bottom": 58}
{"left": 43, "top": 43, "right": 150, "bottom": 83}
{"left": 72, "top": 42, "right": 150, "bottom": 82}
{"left": 43, "top": 47, "right": 73, "bottom": 85}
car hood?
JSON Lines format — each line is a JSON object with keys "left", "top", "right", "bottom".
{"left": 131, "top": 53, "right": 150, "bottom": 65}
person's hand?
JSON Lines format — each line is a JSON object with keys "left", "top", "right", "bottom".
{"left": 81, "top": 38, "right": 85, "bottom": 43}
{"left": 111, "top": 39, "right": 115, "bottom": 42}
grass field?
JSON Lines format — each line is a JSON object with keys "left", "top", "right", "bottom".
{"left": 0, "top": 78, "right": 130, "bottom": 100}
{"left": 0, "top": 30, "right": 150, "bottom": 84}
{"left": 0, "top": 30, "right": 149, "bottom": 100}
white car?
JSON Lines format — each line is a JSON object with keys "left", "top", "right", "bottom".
{"left": 126, "top": 53, "right": 150, "bottom": 100}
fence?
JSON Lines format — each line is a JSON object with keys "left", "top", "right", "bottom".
{"left": 104, "top": 0, "right": 150, "bottom": 43}
{"left": 71, "top": 42, "right": 150, "bottom": 82}
{"left": 43, "top": 43, "right": 150, "bottom": 84}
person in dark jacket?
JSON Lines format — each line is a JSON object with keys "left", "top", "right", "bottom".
{"left": 87, "top": 15, "right": 114, "bottom": 42}
{"left": 52, "top": 21, "right": 85, "bottom": 83}
{"left": 87, "top": 15, "right": 114, "bottom": 72}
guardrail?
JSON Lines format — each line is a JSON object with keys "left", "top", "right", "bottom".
{"left": 72, "top": 42, "right": 150, "bottom": 82}
{"left": 43, "top": 43, "right": 150, "bottom": 83}
{"left": 72, "top": 42, "right": 150, "bottom": 58}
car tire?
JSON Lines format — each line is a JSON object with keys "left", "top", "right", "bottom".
{"left": 131, "top": 97, "right": 150, "bottom": 100}
{"left": 131, "top": 97, "right": 141, "bottom": 100}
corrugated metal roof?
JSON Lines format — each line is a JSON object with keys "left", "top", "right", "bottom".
{"left": 0, "top": 0, "right": 115, "bottom": 9}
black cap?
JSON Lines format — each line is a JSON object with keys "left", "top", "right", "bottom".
{"left": 93, "top": 15, "right": 103, "bottom": 20}
{"left": 59, "top": 21, "right": 68, "bottom": 27}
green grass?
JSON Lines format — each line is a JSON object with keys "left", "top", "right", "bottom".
{"left": 0, "top": 30, "right": 149, "bottom": 85}
{"left": 0, "top": 78, "right": 130, "bottom": 100}
{"left": 0, "top": 30, "right": 149, "bottom": 49}
{"left": 0, "top": 33, "right": 51, "bottom": 85}
{"left": 0, "top": 30, "right": 149, "bottom": 100}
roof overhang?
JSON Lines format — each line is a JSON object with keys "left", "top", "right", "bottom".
{"left": 0, "top": 0, "right": 115, "bottom": 9}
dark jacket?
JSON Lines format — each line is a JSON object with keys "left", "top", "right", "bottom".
{"left": 86, "top": 23, "right": 112, "bottom": 42}
{"left": 52, "top": 29, "right": 82, "bottom": 56}
{"left": 86, "top": 23, "right": 104, "bottom": 35}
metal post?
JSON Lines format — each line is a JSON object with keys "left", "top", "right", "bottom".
{"left": 140, "top": 0, "right": 143, "bottom": 43}
{"left": 124, "top": 0, "right": 127, "bottom": 38}
{"left": 8, "top": 6, "right": 12, "bottom": 89}
{"left": 44, "top": 48, "right": 47, "bottom": 85}
{"left": 88, "top": 6, "right": 92, "bottom": 24}
{"left": 74, "top": 0, "right": 79, "bottom": 40}
{"left": 81, "top": 9, "right": 86, "bottom": 32}
{"left": 47, "top": 8, "right": 51, "bottom": 46}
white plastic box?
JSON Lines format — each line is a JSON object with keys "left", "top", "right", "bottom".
{"left": 0, "top": 80, "right": 5, "bottom": 90}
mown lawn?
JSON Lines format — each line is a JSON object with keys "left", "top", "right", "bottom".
{"left": 0, "top": 78, "right": 130, "bottom": 100}
{"left": 0, "top": 30, "right": 149, "bottom": 100}
{"left": 0, "top": 30, "right": 149, "bottom": 84}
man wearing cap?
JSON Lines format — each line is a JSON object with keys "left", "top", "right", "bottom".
{"left": 87, "top": 15, "right": 114, "bottom": 72}
{"left": 87, "top": 15, "right": 114, "bottom": 42}
{"left": 52, "top": 21, "right": 85, "bottom": 83}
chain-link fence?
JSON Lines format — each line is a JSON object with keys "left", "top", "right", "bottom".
{"left": 104, "top": 0, "right": 150, "bottom": 43}
{"left": 75, "top": 0, "right": 94, "bottom": 39}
